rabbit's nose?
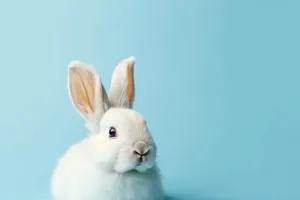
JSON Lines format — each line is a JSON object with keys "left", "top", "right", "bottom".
{"left": 133, "top": 141, "right": 149, "bottom": 155}
{"left": 132, "top": 141, "right": 150, "bottom": 163}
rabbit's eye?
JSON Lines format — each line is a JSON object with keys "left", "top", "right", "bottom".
{"left": 108, "top": 127, "right": 117, "bottom": 138}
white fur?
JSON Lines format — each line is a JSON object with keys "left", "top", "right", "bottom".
{"left": 109, "top": 56, "right": 136, "bottom": 108}
{"left": 51, "top": 57, "right": 164, "bottom": 200}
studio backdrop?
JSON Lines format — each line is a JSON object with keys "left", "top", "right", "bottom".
{"left": 0, "top": 0, "right": 299, "bottom": 200}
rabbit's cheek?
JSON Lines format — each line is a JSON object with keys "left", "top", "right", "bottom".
{"left": 113, "top": 148, "right": 136, "bottom": 173}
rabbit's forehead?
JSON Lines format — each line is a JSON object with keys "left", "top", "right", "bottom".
{"left": 101, "top": 108, "right": 147, "bottom": 131}
{"left": 105, "top": 107, "right": 145, "bottom": 120}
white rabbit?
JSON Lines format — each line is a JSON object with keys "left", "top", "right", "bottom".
{"left": 51, "top": 56, "right": 164, "bottom": 200}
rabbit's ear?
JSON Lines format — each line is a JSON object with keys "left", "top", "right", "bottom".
{"left": 68, "top": 60, "right": 110, "bottom": 132}
{"left": 108, "top": 56, "right": 136, "bottom": 108}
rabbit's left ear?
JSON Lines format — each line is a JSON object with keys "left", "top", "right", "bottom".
{"left": 108, "top": 56, "right": 136, "bottom": 108}
{"left": 68, "top": 60, "right": 110, "bottom": 133}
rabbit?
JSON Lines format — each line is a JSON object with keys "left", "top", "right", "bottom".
{"left": 51, "top": 56, "right": 164, "bottom": 200}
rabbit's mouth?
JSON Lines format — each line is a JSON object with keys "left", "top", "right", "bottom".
{"left": 134, "top": 165, "right": 151, "bottom": 173}
{"left": 113, "top": 156, "right": 154, "bottom": 174}
{"left": 113, "top": 143, "right": 156, "bottom": 174}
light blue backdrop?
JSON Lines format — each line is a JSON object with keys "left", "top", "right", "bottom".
{"left": 0, "top": 0, "right": 299, "bottom": 200}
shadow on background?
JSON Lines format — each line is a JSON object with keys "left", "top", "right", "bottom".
{"left": 165, "top": 195, "right": 237, "bottom": 200}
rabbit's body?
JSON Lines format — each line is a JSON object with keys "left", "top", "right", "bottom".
{"left": 52, "top": 139, "right": 163, "bottom": 200}
{"left": 51, "top": 57, "right": 164, "bottom": 200}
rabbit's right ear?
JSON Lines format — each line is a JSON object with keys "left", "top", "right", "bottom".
{"left": 108, "top": 56, "right": 136, "bottom": 108}
{"left": 68, "top": 60, "right": 110, "bottom": 133}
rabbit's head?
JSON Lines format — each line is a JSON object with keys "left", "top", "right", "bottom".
{"left": 68, "top": 57, "right": 157, "bottom": 173}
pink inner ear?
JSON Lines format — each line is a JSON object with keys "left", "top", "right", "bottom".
{"left": 127, "top": 61, "right": 135, "bottom": 107}
{"left": 69, "top": 67, "right": 96, "bottom": 115}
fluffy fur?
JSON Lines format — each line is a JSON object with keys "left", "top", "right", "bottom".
{"left": 51, "top": 57, "right": 164, "bottom": 200}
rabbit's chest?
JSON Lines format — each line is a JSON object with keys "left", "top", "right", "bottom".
{"left": 98, "top": 172, "right": 155, "bottom": 200}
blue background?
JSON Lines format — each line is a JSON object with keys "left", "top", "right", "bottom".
{"left": 0, "top": 0, "right": 299, "bottom": 200}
